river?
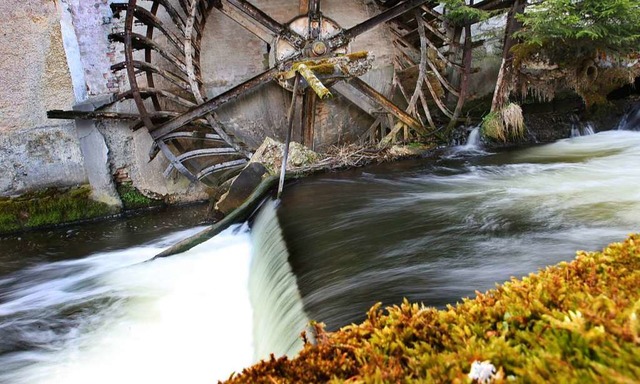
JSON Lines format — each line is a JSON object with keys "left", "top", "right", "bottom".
{"left": 1, "top": 126, "right": 639, "bottom": 382}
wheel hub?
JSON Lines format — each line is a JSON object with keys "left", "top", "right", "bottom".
{"left": 271, "top": 14, "right": 349, "bottom": 91}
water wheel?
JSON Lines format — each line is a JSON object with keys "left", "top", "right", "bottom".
{"left": 62, "top": 0, "right": 478, "bottom": 187}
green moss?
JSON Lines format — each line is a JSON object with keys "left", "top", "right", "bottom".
{"left": 226, "top": 235, "right": 640, "bottom": 383}
{"left": 0, "top": 186, "right": 116, "bottom": 234}
{"left": 116, "top": 182, "right": 163, "bottom": 210}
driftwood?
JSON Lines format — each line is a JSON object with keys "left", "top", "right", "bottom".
{"left": 151, "top": 175, "right": 279, "bottom": 259}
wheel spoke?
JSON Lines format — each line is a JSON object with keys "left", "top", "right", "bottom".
{"left": 328, "top": 0, "right": 430, "bottom": 50}
{"left": 308, "top": 0, "right": 322, "bottom": 39}
{"left": 150, "top": 57, "right": 299, "bottom": 140}
{"left": 220, "top": 0, "right": 305, "bottom": 49}
{"left": 309, "top": 0, "right": 321, "bottom": 16}
{"left": 215, "top": 2, "right": 278, "bottom": 44}
{"left": 332, "top": 78, "right": 425, "bottom": 133}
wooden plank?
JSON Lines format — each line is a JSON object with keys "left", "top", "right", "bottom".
{"left": 150, "top": 65, "right": 283, "bottom": 140}
{"left": 152, "top": 175, "right": 279, "bottom": 259}
{"left": 348, "top": 77, "right": 425, "bottom": 133}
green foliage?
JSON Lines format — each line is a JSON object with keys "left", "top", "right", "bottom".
{"left": 225, "top": 234, "right": 640, "bottom": 383}
{"left": 441, "top": 0, "right": 490, "bottom": 25}
{"left": 514, "top": 0, "right": 640, "bottom": 61}
{"left": 0, "top": 186, "right": 115, "bottom": 234}
{"left": 116, "top": 182, "right": 162, "bottom": 210}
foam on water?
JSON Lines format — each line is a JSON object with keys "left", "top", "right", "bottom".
{"left": 0, "top": 226, "right": 255, "bottom": 384}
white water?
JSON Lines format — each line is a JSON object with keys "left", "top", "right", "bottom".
{"left": 618, "top": 105, "right": 640, "bottom": 131}
{"left": 249, "top": 200, "right": 309, "bottom": 360}
{"left": 0, "top": 227, "right": 255, "bottom": 384}
{"left": 450, "top": 127, "right": 490, "bottom": 157}
{"left": 462, "top": 127, "right": 482, "bottom": 150}
{"left": 570, "top": 122, "right": 596, "bottom": 137}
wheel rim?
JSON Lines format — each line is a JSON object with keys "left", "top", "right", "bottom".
{"left": 104, "top": 0, "right": 474, "bottom": 186}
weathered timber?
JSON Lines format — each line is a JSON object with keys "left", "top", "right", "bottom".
{"left": 215, "top": 2, "right": 276, "bottom": 43}
{"left": 109, "top": 32, "right": 190, "bottom": 75}
{"left": 112, "top": 3, "right": 185, "bottom": 53}
{"left": 302, "top": 90, "right": 317, "bottom": 149}
{"left": 473, "top": 0, "right": 517, "bottom": 12}
{"left": 347, "top": 77, "right": 425, "bottom": 133}
{"left": 224, "top": 0, "right": 305, "bottom": 49}
{"left": 447, "top": 24, "right": 473, "bottom": 131}
{"left": 157, "top": 140, "right": 199, "bottom": 182}
{"left": 278, "top": 73, "right": 301, "bottom": 199}
{"left": 151, "top": 175, "right": 280, "bottom": 260}
{"left": 109, "top": 88, "right": 197, "bottom": 109}
{"left": 328, "top": 0, "right": 431, "bottom": 50}
{"left": 491, "top": 0, "right": 526, "bottom": 112}
{"left": 150, "top": 65, "right": 287, "bottom": 140}
{"left": 111, "top": 60, "right": 191, "bottom": 90}
{"left": 47, "top": 110, "right": 141, "bottom": 120}
{"left": 197, "top": 159, "right": 248, "bottom": 180}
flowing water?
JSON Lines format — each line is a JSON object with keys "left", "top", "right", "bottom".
{"left": 1, "top": 127, "right": 639, "bottom": 382}
{"left": 279, "top": 130, "right": 640, "bottom": 330}
{"left": 0, "top": 204, "right": 306, "bottom": 383}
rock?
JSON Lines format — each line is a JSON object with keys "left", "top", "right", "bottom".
{"left": 213, "top": 137, "right": 319, "bottom": 218}
{"left": 251, "top": 137, "right": 320, "bottom": 174}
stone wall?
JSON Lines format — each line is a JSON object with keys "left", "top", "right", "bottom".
{"left": 0, "top": 0, "right": 208, "bottom": 205}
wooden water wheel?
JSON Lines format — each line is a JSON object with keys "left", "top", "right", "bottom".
{"left": 49, "top": 0, "right": 516, "bottom": 187}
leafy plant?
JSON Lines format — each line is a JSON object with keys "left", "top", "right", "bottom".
{"left": 514, "top": 0, "right": 640, "bottom": 62}
{"left": 441, "top": 0, "right": 490, "bottom": 25}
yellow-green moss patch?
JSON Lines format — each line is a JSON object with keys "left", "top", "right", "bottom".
{"left": 226, "top": 235, "right": 640, "bottom": 383}
{"left": 0, "top": 186, "right": 116, "bottom": 234}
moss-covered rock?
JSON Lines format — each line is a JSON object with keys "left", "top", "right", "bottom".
{"left": 0, "top": 185, "right": 116, "bottom": 234}
{"left": 225, "top": 235, "right": 640, "bottom": 383}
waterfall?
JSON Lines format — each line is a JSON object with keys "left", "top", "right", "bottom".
{"left": 249, "top": 199, "right": 309, "bottom": 361}
{"left": 463, "top": 127, "right": 482, "bottom": 149}
{"left": 618, "top": 104, "right": 640, "bottom": 131}
{"left": 449, "top": 127, "right": 487, "bottom": 158}
{"left": 571, "top": 122, "right": 596, "bottom": 137}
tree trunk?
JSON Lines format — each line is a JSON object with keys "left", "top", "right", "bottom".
{"left": 491, "top": 0, "right": 526, "bottom": 112}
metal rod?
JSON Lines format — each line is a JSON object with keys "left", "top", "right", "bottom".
{"left": 278, "top": 73, "right": 301, "bottom": 199}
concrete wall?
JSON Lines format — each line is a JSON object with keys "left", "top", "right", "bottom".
{"left": 0, "top": 1, "right": 87, "bottom": 196}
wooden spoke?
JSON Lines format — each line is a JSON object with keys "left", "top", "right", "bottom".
{"left": 150, "top": 64, "right": 288, "bottom": 140}
{"left": 214, "top": 2, "right": 278, "bottom": 44}
{"left": 328, "top": 0, "right": 430, "bottom": 50}
{"left": 221, "top": 0, "right": 305, "bottom": 49}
